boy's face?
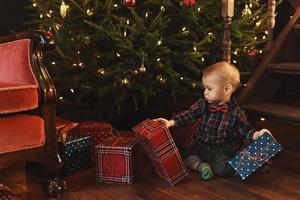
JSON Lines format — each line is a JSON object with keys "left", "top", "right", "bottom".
{"left": 202, "top": 72, "right": 228, "bottom": 103}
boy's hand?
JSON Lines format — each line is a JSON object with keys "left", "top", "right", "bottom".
{"left": 252, "top": 128, "right": 273, "bottom": 140}
{"left": 153, "top": 118, "right": 175, "bottom": 128}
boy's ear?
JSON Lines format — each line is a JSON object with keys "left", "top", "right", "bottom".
{"left": 224, "top": 84, "right": 233, "bottom": 95}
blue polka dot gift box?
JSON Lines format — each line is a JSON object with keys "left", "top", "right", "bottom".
{"left": 228, "top": 132, "right": 283, "bottom": 180}
{"left": 58, "top": 132, "right": 92, "bottom": 176}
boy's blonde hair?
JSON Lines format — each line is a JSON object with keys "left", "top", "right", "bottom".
{"left": 203, "top": 61, "right": 240, "bottom": 91}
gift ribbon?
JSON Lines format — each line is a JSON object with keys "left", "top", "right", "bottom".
{"left": 235, "top": 140, "right": 275, "bottom": 174}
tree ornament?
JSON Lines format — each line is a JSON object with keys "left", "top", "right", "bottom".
{"left": 139, "top": 64, "right": 146, "bottom": 73}
{"left": 60, "top": 1, "right": 69, "bottom": 18}
{"left": 242, "top": 4, "right": 252, "bottom": 16}
{"left": 247, "top": 48, "right": 259, "bottom": 58}
{"left": 123, "top": 0, "right": 136, "bottom": 7}
{"left": 46, "top": 30, "right": 54, "bottom": 37}
{"left": 139, "top": 55, "right": 146, "bottom": 73}
{"left": 183, "top": 0, "right": 196, "bottom": 6}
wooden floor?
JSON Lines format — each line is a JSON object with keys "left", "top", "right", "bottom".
{"left": 1, "top": 115, "right": 300, "bottom": 200}
{"left": 1, "top": 161, "right": 300, "bottom": 200}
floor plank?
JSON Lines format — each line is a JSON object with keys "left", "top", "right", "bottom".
{"left": 1, "top": 165, "right": 300, "bottom": 200}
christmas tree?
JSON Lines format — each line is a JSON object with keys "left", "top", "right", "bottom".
{"left": 27, "top": 0, "right": 271, "bottom": 127}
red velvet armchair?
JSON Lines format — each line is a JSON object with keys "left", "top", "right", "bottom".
{"left": 0, "top": 31, "right": 60, "bottom": 175}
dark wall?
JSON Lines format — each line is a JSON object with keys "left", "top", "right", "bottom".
{"left": 0, "top": 0, "right": 30, "bottom": 36}
{"left": 274, "top": 0, "right": 294, "bottom": 40}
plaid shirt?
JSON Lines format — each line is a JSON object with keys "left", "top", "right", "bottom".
{"left": 172, "top": 99, "right": 255, "bottom": 145}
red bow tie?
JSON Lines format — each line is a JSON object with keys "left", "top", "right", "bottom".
{"left": 209, "top": 104, "right": 229, "bottom": 113}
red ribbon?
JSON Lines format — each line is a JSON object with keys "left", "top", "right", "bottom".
{"left": 209, "top": 104, "right": 229, "bottom": 113}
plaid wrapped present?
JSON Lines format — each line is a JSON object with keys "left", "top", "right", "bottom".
{"left": 56, "top": 117, "right": 78, "bottom": 135}
{"left": 78, "top": 121, "right": 113, "bottom": 162}
{"left": 96, "top": 136, "right": 138, "bottom": 184}
{"left": 132, "top": 119, "right": 189, "bottom": 186}
{"left": 58, "top": 132, "right": 91, "bottom": 176}
{"left": 228, "top": 132, "right": 283, "bottom": 180}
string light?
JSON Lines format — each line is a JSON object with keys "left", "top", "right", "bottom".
{"left": 193, "top": 46, "right": 197, "bottom": 51}
{"left": 114, "top": 4, "right": 118, "bottom": 8}
{"left": 126, "top": 19, "right": 130, "bottom": 25}
{"left": 145, "top": 12, "right": 149, "bottom": 18}
{"left": 59, "top": 96, "right": 64, "bottom": 100}
{"left": 157, "top": 58, "right": 161, "bottom": 62}
{"left": 160, "top": 6, "right": 165, "bottom": 11}
{"left": 180, "top": 77, "right": 184, "bottom": 80}
{"left": 97, "top": 68, "right": 105, "bottom": 76}
{"left": 51, "top": 62, "right": 56, "bottom": 65}
{"left": 70, "top": 89, "right": 74, "bottom": 93}
{"left": 157, "top": 40, "right": 162, "bottom": 46}
{"left": 156, "top": 75, "right": 166, "bottom": 83}
{"left": 33, "top": 3, "right": 37, "bottom": 7}
{"left": 116, "top": 53, "right": 121, "bottom": 57}
{"left": 201, "top": 57, "right": 205, "bottom": 62}
{"left": 121, "top": 78, "right": 130, "bottom": 85}
{"left": 197, "top": 7, "right": 201, "bottom": 12}
{"left": 40, "top": 14, "right": 43, "bottom": 19}
{"left": 192, "top": 82, "right": 197, "bottom": 88}
{"left": 86, "top": 9, "right": 94, "bottom": 16}
{"left": 55, "top": 24, "right": 61, "bottom": 30}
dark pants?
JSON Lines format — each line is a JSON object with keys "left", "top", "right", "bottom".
{"left": 181, "top": 143, "right": 236, "bottom": 177}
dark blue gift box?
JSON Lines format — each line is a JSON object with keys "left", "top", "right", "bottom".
{"left": 228, "top": 133, "right": 283, "bottom": 180}
{"left": 58, "top": 132, "right": 91, "bottom": 176}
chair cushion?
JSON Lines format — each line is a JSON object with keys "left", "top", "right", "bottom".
{"left": 0, "top": 82, "right": 38, "bottom": 114}
{"left": 0, "top": 39, "right": 37, "bottom": 85}
{"left": 0, "top": 114, "right": 45, "bottom": 154}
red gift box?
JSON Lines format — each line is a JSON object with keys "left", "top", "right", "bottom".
{"left": 132, "top": 119, "right": 189, "bottom": 186}
{"left": 78, "top": 121, "right": 113, "bottom": 162}
{"left": 95, "top": 136, "right": 138, "bottom": 184}
{"left": 56, "top": 117, "right": 79, "bottom": 135}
